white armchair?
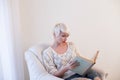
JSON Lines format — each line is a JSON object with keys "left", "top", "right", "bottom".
{"left": 25, "top": 44, "right": 108, "bottom": 80}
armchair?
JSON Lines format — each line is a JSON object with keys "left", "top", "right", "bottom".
{"left": 25, "top": 43, "right": 107, "bottom": 80}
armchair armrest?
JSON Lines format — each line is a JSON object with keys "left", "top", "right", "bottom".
{"left": 91, "top": 67, "right": 108, "bottom": 80}
{"left": 25, "top": 51, "right": 63, "bottom": 80}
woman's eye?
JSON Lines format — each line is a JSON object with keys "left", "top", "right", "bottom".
{"left": 62, "top": 35, "right": 66, "bottom": 37}
{"left": 62, "top": 35, "right": 69, "bottom": 37}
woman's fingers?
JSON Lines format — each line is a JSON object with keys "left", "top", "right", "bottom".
{"left": 69, "top": 60, "right": 80, "bottom": 69}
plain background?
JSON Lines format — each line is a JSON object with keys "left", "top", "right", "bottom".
{"left": 8, "top": 0, "right": 120, "bottom": 80}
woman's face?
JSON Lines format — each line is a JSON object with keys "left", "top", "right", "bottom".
{"left": 55, "top": 32, "right": 69, "bottom": 43}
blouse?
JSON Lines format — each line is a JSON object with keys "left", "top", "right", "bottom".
{"left": 42, "top": 42, "right": 80, "bottom": 79}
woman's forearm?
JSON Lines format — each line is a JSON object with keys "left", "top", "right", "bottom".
{"left": 53, "top": 60, "right": 79, "bottom": 78}
{"left": 53, "top": 67, "right": 69, "bottom": 78}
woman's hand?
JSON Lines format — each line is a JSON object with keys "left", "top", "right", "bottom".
{"left": 53, "top": 60, "right": 80, "bottom": 78}
{"left": 65, "top": 60, "right": 80, "bottom": 70}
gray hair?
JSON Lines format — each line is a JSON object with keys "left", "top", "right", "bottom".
{"left": 53, "top": 23, "right": 69, "bottom": 37}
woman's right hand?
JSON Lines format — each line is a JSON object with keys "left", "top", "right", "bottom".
{"left": 53, "top": 60, "right": 80, "bottom": 78}
{"left": 65, "top": 60, "right": 80, "bottom": 70}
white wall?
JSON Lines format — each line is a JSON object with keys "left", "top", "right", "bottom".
{"left": 19, "top": 0, "right": 120, "bottom": 80}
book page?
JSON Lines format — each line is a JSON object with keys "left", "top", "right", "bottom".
{"left": 71, "top": 56, "right": 94, "bottom": 75}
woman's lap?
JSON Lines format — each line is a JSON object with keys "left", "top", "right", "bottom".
{"left": 65, "top": 69, "right": 100, "bottom": 80}
{"left": 65, "top": 73, "right": 83, "bottom": 80}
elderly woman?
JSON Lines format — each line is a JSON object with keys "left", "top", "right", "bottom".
{"left": 42, "top": 23, "right": 102, "bottom": 80}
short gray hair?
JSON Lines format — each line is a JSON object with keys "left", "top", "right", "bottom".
{"left": 53, "top": 23, "right": 69, "bottom": 37}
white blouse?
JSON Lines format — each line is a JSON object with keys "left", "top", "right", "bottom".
{"left": 42, "top": 42, "right": 80, "bottom": 79}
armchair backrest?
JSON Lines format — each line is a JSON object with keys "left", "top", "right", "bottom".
{"left": 28, "top": 43, "right": 49, "bottom": 64}
{"left": 24, "top": 44, "right": 50, "bottom": 80}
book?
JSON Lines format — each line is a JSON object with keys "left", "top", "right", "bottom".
{"left": 71, "top": 51, "right": 99, "bottom": 75}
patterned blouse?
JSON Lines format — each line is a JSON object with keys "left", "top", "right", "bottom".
{"left": 42, "top": 42, "right": 80, "bottom": 79}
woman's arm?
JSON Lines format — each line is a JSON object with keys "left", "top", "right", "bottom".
{"left": 53, "top": 60, "right": 80, "bottom": 78}
{"left": 53, "top": 66, "right": 68, "bottom": 78}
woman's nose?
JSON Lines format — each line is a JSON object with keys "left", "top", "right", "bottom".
{"left": 63, "top": 37, "right": 67, "bottom": 41}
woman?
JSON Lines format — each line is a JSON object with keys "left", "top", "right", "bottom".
{"left": 42, "top": 23, "right": 101, "bottom": 80}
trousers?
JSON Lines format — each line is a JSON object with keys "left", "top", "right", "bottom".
{"left": 65, "top": 69, "right": 101, "bottom": 80}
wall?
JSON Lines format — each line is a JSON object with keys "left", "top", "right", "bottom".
{"left": 19, "top": 0, "right": 120, "bottom": 80}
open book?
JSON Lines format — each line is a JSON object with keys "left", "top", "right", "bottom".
{"left": 71, "top": 51, "right": 99, "bottom": 75}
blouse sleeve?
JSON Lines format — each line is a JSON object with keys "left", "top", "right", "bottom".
{"left": 74, "top": 45, "right": 81, "bottom": 57}
{"left": 70, "top": 42, "right": 81, "bottom": 57}
{"left": 42, "top": 49, "right": 58, "bottom": 75}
